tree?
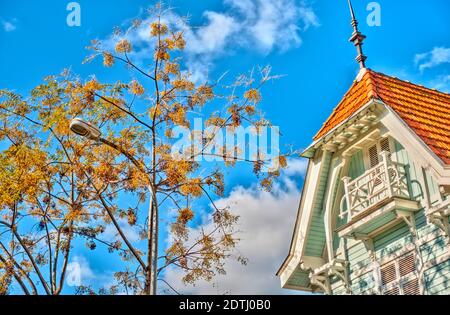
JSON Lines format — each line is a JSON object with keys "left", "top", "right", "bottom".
{"left": 0, "top": 3, "right": 288, "bottom": 295}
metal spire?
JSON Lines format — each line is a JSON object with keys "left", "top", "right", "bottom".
{"left": 347, "top": 0, "right": 367, "bottom": 69}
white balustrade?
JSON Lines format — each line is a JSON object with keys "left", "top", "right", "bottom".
{"left": 340, "top": 152, "right": 410, "bottom": 221}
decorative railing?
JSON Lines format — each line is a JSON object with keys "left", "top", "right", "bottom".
{"left": 339, "top": 152, "right": 410, "bottom": 221}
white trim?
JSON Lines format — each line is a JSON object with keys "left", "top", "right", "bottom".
{"left": 278, "top": 153, "right": 324, "bottom": 287}
{"left": 324, "top": 157, "right": 345, "bottom": 261}
{"left": 337, "top": 197, "right": 420, "bottom": 239}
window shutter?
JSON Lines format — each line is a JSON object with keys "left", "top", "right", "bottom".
{"left": 384, "top": 287, "right": 400, "bottom": 295}
{"left": 369, "top": 145, "right": 379, "bottom": 168}
{"left": 380, "top": 137, "right": 392, "bottom": 161}
{"left": 403, "top": 278, "right": 420, "bottom": 295}
{"left": 399, "top": 253, "right": 416, "bottom": 277}
{"left": 380, "top": 138, "right": 391, "bottom": 153}
{"left": 379, "top": 252, "right": 420, "bottom": 295}
{"left": 380, "top": 262, "right": 396, "bottom": 286}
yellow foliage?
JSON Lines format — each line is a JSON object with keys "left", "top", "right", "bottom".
{"left": 154, "top": 49, "right": 170, "bottom": 61}
{"left": 164, "top": 38, "right": 175, "bottom": 50}
{"left": 278, "top": 155, "right": 287, "bottom": 168}
{"left": 163, "top": 158, "right": 194, "bottom": 187}
{"left": 177, "top": 207, "right": 194, "bottom": 224}
{"left": 244, "top": 105, "right": 255, "bottom": 115}
{"left": 261, "top": 177, "right": 273, "bottom": 191}
{"left": 173, "top": 32, "right": 186, "bottom": 50}
{"left": 168, "top": 104, "right": 188, "bottom": 127}
{"left": 103, "top": 52, "right": 114, "bottom": 67}
{"left": 115, "top": 39, "right": 132, "bottom": 53}
{"left": 150, "top": 22, "right": 168, "bottom": 37}
{"left": 180, "top": 178, "right": 203, "bottom": 197}
{"left": 84, "top": 79, "right": 102, "bottom": 92}
{"left": 205, "top": 116, "right": 226, "bottom": 127}
{"left": 164, "top": 62, "right": 179, "bottom": 75}
{"left": 244, "top": 89, "right": 261, "bottom": 103}
{"left": 129, "top": 80, "right": 145, "bottom": 96}
{"left": 173, "top": 79, "right": 195, "bottom": 91}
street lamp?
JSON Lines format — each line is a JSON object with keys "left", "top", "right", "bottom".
{"left": 69, "top": 118, "right": 102, "bottom": 140}
{"left": 69, "top": 117, "right": 158, "bottom": 295}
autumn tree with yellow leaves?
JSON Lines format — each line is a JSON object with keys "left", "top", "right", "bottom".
{"left": 0, "top": 4, "right": 289, "bottom": 295}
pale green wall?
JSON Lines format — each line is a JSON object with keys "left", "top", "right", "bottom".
{"left": 425, "top": 260, "right": 450, "bottom": 295}
{"left": 327, "top": 140, "right": 450, "bottom": 295}
{"left": 348, "top": 150, "right": 365, "bottom": 179}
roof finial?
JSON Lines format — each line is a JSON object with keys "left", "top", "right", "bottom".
{"left": 347, "top": 0, "right": 367, "bottom": 69}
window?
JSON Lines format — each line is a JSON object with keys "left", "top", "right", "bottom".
{"left": 379, "top": 252, "right": 420, "bottom": 295}
{"left": 365, "top": 137, "right": 393, "bottom": 169}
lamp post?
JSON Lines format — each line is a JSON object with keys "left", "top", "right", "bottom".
{"left": 69, "top": 118, "right": 158, "bottom": 295}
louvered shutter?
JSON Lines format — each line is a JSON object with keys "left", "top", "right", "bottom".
{"left": 379, "top": 252, "right": 420, "bottom": 295}
{"left": 368, "top": 144, "right": 379, "bottom": 168}
{"left": 380, "top": 138, "right": 391, "bottom": 154}
{"left": 403, "top": 279, "right": 420, "bottom": 295}
{"left": 385, "top": 287, "right": 400, "bottom": 295}
{"left": 380, "top": 262, "right": 396, "bottom": 286}
{"left": 399, "top": 253, "right": 415, "bottom": 277}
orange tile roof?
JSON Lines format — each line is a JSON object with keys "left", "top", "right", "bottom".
{"left": 314, "top": 69, "right": 450, "bottom": 164}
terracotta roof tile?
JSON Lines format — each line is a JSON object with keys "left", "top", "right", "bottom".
{"left": 314, "top": 69, "right": 450, "bottom": 164}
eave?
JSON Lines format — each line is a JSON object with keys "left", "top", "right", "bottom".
{"left": 301, "top": 98, "right": 381, "bottom": 158}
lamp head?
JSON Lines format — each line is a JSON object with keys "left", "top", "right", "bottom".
{"left": 69, "top": 118, "right": 101, "bottom": 140}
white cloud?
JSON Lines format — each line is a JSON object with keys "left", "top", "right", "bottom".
{"left": 284, "top": 157, "right": 308, "bottom": 177}
{"left": 414, "top": 47, "right": 450, "bottom": 72}
{"left": 102, "top": 218, "right": 140, "bottom": 243}
{"left": 427, "top": 74, "right": 450, "bottom": 93}
{"left": 66, "top": 255, "right": 95, "bottom": 288}
{"left": 101, "top": 1, "right": 319, "bottom": 82}
{"left": 162, "top": 159, "right": 307, "bottom": 294}
{"left": 185, "top": 11, "right": 238, "bottom": 55}
{"left": 69, "top": 255, "right": 95, "bottom": 280}
{"left": 223, "top": 0, "right": 319, "bottom": 53}
{"left": 2, "top": 19, "right": 17, "bottom": 32}
{"left": 67, "top": 255, "right": 119, "bottom": 292}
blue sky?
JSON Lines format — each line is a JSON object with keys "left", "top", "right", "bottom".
{"left": 1, "top": 0, "right": 449, "bottom": 294}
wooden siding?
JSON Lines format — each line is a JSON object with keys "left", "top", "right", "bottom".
{"left": 351, "top": 272, "right": 376, "bottom": 295}
{"left": 373, "top": 221, "right": 413, "bottom": 259}
{"left": 425, "top": 169, "right": 440, "bottom": 204}
{"left": 348, "top": 150, "right": 365, "bottom": 179}
{"left": 394, "top": 141, "right": 422, "bottom": 200}
{"left": 286, "top": 268, "right": 310, "bottom": 288}
{"left": 424, "top": 260, "right": 450, "bottom": 295}
{"left": 330, "top": 209, "right": 450, "bottom": 294}
{"left": 347, "top": 241, "right": 372, "bottom": 271}
{"left": 420, "top": 236, "right": 448, "bottom": 262}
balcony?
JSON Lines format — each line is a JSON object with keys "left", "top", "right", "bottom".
{"left": 337, "top": 152, "right": 420, "bottom": 239}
